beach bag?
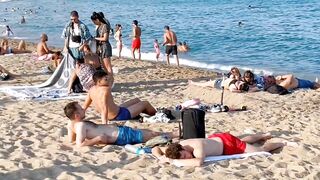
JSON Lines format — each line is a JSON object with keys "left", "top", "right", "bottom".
{"left": 180, "top": 108, "right": 205, "bottom": 139}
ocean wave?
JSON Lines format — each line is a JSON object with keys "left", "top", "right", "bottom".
{"left": 0, "top": 0, "right": 12, "bottom": 2}
{"left": 114, "top": 45, "right": 274, "bottom": 76}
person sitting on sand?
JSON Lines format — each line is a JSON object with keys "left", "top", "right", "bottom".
{"left": 51, "top": 51, "right": 63, "bottom": 68}
{"left": 37, "top": 33, "right": 53, "bottom": 60}
{"left": 0, "top": 39, "right": 29, "bottom": 55}
{"left": 64, "top": 101, "right": 178, "bottom": 147}
{"left": 275, "top": 74, "right": 320, "bottom": 91}
{"left": 83, "top": 71, "right": 157, "bottom": 124}
{"left": 82, "top": 44, "right": 101, "bottom": 70}
{"left": 152, "top": 132, "right": 287, "bottom": 167}
{"left": 68, "top": 57, "right": 96, "bottom": 93}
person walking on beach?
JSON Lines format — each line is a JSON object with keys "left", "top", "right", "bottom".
{"left": 114, "top": 24, "right": 122, "bottom": 58}
{"left": 91, "top": 12, "right": 113, "bottom": 76}
{"left": 162, "top": 25, "right": 179, "bottom": 66}
{"left": 154, "top": 39, "right": 160, "bottom": 61}
{"left": 131, "top": 20, "right": 141, "bottom": 60}
{"left": 61, "top": 10, "right": 92, "bottom": 62}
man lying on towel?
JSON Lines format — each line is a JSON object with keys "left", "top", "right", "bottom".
{"left": 83, "top": 71, "right": 157, "bottom": 124}
{"left": 152, "top": 132, "right": 287, "bottom": 167}
{"left": 64, "top": 102, "right": 177, "bottom": 147}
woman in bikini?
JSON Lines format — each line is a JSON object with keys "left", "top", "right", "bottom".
{"left": 114, "top": 24, "right": 122, "bottom": 58}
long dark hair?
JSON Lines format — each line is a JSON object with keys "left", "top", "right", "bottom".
{"left": 91, "top": 12, "right": 107, "bottom": 24}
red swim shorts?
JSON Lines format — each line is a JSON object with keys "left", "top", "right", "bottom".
{"left": 132, "top": 38, "right": 141, "bottom": 49}
{"left": 208, "top": 133, "right": 246, "bottom": 155}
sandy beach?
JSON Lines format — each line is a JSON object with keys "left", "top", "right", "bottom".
{"left": 0, "top": 42, "right": 319, "bottom": 179}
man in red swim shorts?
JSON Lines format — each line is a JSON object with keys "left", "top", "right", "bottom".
{"left": 131, "top": 20, "right": 141, "bottom": 60}
{"left": 152, "top": 132, "right": 287, "bottom": 166}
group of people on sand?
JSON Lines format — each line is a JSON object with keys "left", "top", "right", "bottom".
{"left": 190, "top": 67, "right": 320, "bottom": 93}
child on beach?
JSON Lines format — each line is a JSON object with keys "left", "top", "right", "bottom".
{"left": 154, "top": 39, "right": 160, "bottom": 61}
{"left": 152, "top": 132, "right": 287, "bottom": 167}
{"left": 51, "top": 51, "right": 63, "bottom": 68}
{"left": 83, "top": 71, "right": 157, "bottom": 124}
{"left": 64, "top": 101, "right": 178, "bottom": 147}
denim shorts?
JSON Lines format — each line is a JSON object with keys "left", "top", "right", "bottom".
{"left": 114, "top": 126, "right": 143, "bottom": 145}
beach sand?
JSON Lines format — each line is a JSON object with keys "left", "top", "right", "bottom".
{"left": 0, "top": 41, "right": 319, "bottom": 179}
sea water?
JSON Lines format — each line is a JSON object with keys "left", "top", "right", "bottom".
{"left": 0, "top": 0, "right": 319, "bottom": 80}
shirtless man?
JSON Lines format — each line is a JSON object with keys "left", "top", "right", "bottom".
{"left": 131, "top": 20, "right": 141, "bottom": 60}
{"left": 152, "top": 132, "right": 286, "bottom": 166}
{"left": 276, "top": 74, "right": 320, "bottom": 91}
{"left": 162, "top": 26, "right": 179, "bottom": 66}
{"left": 37, "top": 33, "right": 52, "bottom": 60}
{"left": 83, "top": 71, "right": 156, "bottom": 124}
{"left": 64, "top": 102, "right": 177, "bottom": 147}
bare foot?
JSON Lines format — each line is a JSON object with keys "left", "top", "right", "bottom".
{"left": 282, "top": 140, "right": 298, "bottom": 147}
{"left": 261, "top": 132, "right": 272, "bottom": 141}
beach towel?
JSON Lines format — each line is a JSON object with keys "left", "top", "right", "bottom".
{"left": 0, "top": 53, "right": 86, "bottom": 100}
{"left": 172, "top": 152, "right": 271, "bottom": 167}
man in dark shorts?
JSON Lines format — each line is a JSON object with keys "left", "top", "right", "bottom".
{"left": 162, "top": 25, "right": 179, "bottom": 66}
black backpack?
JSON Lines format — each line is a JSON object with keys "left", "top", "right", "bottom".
{"left": 180, "top": 108, "right": 205, "bottom": 139}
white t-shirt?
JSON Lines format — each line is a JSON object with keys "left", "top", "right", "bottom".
{"left": 69, "top": 25, "right": 81, "bottom": 48}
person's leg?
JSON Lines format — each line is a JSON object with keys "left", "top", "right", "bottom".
{"left": 175, "top": 55, "right": 179, "bottom": 66}
{"left": 240, "top": 132, "right": 272, "bottom": 144}
{"left": 119, "top": 98, "right": 141, "bottom": 107}
{"left": 18, "top": 40, "right": 26, "bottom": 50}
{"left": 245, "top": 141, "right": 285, "bottom": 153}
{"left": 138, "top": 48, "right": 141, "bottom": 60}
{"left": 188, "top": 79, "right": 216, "bottom": 88}
{"left": 103, "top": 57, "right": 113, "bottom": 75}
{"left": 127, "top": 101, "right": 157, "bottom": 118}
{"left": 140, "top": 129, "right": 179, "bottom": 142}
{"left": 166, "top": 54, "right": 170, "bottom": 65}
{"left": 132, "top": 48, "right": 136, "bottom": 59}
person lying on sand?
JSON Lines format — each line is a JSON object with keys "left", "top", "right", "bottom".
{"left": 0, "top": 39, "right": 30, "bottom": 55}
{"left": 0, "top": 64, "right": 13, "bottom": 80}
{"left": 189, "top": 78, "right": 249, "bottom": 93}
{"left": 64, "top": 102, "right": 178, "bottom": 147}
{"left": 275, "top": 74, "right": 320, "bottom": 91}
{"left": 152, "top": 132, "right": 288, "bottom": 167}
{"left": 83, "top": 71, "right": 156, "bottom": 124}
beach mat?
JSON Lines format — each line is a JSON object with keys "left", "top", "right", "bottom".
{"left": 0, "top": 53, "right": 85, "bottom": 100}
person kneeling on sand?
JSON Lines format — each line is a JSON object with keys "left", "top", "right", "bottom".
{"left": 152, "top": 132, "right": 287, "bottom": 167}
{"left": 64, "top": 102, "right": 177, "bottom": 147}
{"left": 83, "top": 71, "right": 157, "bottom": 124}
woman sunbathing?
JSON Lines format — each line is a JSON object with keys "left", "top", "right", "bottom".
{"left": 0, "top": 39, "right": 31, "bottom": 55}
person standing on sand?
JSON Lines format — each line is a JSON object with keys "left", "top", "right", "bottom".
{"left": 162, "top": 25, "right": 179, "bottom": 66}
{"left": 61, "top": 10, "right": 92, "bottom": 62}
{"left": 154, "top": 39, "right": 160, "bottom": 61}
{"left": 114, "top": 24, "right": 122, "bottom": 58}
{"left": 91, "top": 12, "right": 113, "bottom": 76}
{"left": 131, "top": 20, "right": 141, "bottom": 60}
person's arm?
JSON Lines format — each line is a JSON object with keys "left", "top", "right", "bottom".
{"left": 101, "top": 90, "right": 109, "bottom": 124}
{"left": 83, "top": 93, "right": 92, "bottom": 111}
{"left": 67, "top": 121, "right": 76, "bottom": 143}
{"left": 80, "top": 135, "right": 107, "bottom": 147}
{"left": 152, "top": 146, "right": 165, "bottom": 158}
{"left": 67, "top": 71, "right": 77, "bottom": 94}
{"left": 81, "top": 23, "right": 92, "bottom": 44}
{"left": 42, "top": 43, "right": 50, "bottom": 54}
{"left": 162, "top": 34, "right": 168, "bottom": 46}
{"left": 95, "top": 32, "right": 107, "bottom": 42}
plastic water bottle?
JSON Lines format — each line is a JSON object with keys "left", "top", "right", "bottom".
{"left": 124, "top": 144, "right": 145, "bottom": 155}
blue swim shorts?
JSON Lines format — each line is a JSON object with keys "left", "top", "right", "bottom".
{"left": 296, "top": 78, "right": 315, "bottom": 89}
{"left": 114, "top": 107, "right": 132, "bottom": 120}
{"left": 114, "top": 126, "right": 143, "bottom": 145}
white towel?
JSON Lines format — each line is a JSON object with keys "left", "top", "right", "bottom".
{"left": 204, "top": 151, "right": 271, "bottom": 163}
